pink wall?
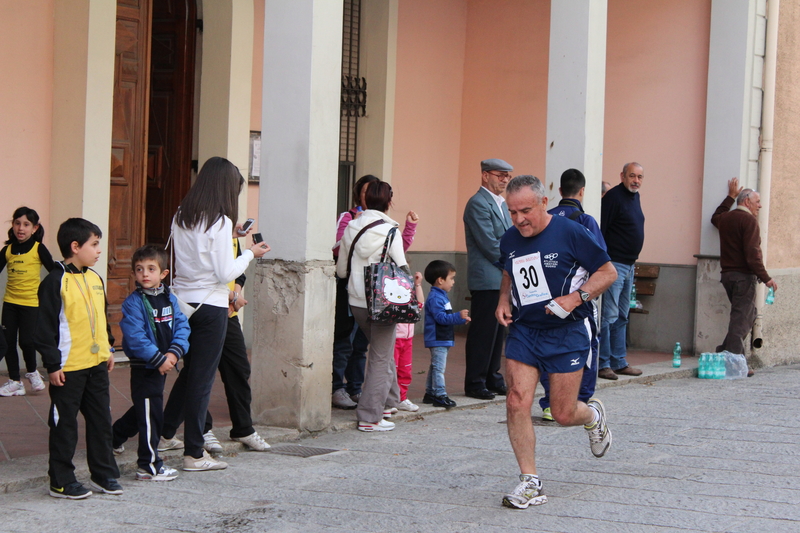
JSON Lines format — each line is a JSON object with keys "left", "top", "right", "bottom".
{"left": 392, "top": 0, "right": 550, "bottom": 253}
{"left": 455, "top": 0, "right": 550, "bottom": 252}
{"left": 247, "top": 0, "right": 265, "bottom": 233}
{"left": 603, "top": 0, "right": 711, "bottom": 265}
{"left": 391, "top": 0, "right": 468, "bottom": 252}
{"left": 251, "top": 0, "right": 264, "bottom": 132}
{"left": 769, "top": 0, "right": 800, "bottom": 269}
{"left": 0, "top": 2, "right": 54, "bottom": 241}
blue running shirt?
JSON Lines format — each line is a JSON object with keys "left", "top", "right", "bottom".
{"left": 499, "top": 215, "right": 610, "bottom": 329}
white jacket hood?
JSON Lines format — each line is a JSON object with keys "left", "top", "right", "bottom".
{"left": 336, "top": 210, "right": 407, "bottom": 308}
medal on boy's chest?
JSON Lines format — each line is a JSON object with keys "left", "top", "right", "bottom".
{"left": 73, "top": 270, "right": 102, "bottom": 354}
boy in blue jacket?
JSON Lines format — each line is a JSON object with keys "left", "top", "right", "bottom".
{"left": 423, "top": 260, "right": 470, "bottom": 408}
{"left": 112, "top": 245, "right": 189, "bottom": 481}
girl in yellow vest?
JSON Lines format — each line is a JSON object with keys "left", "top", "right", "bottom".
{"left": 0, "top": 207, "right": 56, "bottom": 396}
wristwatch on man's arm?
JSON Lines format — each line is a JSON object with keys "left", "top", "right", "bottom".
{"left": 576, "top": 288, "right": 591, "bottom": 302}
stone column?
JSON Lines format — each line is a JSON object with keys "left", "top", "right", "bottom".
{"left": 544, "top": 0, "right": 607, "bottom": 218}
{"left": 250, "top": 0, "right": 343, "bottom": 431}
{"left": 197, "top": 0, "right": 254, "bottom": 219}
{"left": 695, "top": 0, "right": 765, "bottom": 354}
{"left": 50, "top": 0, "right": 116, "bottom": 278}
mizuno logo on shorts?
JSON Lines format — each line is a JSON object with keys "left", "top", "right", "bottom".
{"left": 571, "top": 358, "right": 580, "bottom": 366}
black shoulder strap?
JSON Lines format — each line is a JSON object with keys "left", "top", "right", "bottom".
{"left": 568, "top": 210, "right": 582, "bottom": 221}
{"left": 346, "top": 220, "right": 385, "bottom": 279}
{"left": 380, "top": 227, "right": 397, "bottom": 263}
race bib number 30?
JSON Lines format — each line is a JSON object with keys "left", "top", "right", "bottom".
{"left": 512, "top": 252, "right": 552, "bottom": 306}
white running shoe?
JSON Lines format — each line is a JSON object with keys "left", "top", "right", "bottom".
{"left": 0, "top": 380, "right": 25, "bottom": 397}
{"left": 158, "top": 436, "right": 184, "bottom": 452}
{"left": 136, "top": 466, "right": 179, "bottom": 481}
{"left": 358, "top": 419, "right": 395, "bottom": 432}
{"left": 234, "top": 432, "right": 271, "bottom": 451}
{"left": 585, "top": 398, "right": 612, "bottom": 458}
{"left": 397, "top": 399, "right": 419, "bottom": 412}
{"left": 183, "top": 450, "right": 228, "bottom": 471}
{"left": 502, "top": 474, "right": 547, "bottom": 509}
{"left": 203, "top": 430, "right": 223, "bottom": 454}
{"left": 382, "top": 407, "right": 398, "bottom": 419}
{"left": 113, "top": 445, "right": 125, "bottom": 455}
{"left": 25, "top": 371, "right": 46, "bottom": 392}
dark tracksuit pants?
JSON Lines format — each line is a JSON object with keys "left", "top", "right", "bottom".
{"left": 162, "top": 304, "right": 228, "bottom": 458}
{"left": 204, "top": 315, "right": 255, "bottom": 439}
{"left": 48, "top": 362, "right": 119, "bottom": 487}
{"left": 464, "top": 290, "right": 506, "bottom": 393}
{"left": 331, "top": 277, "right": 368, "bottom": 395}
{"left": 2, "top": 302, "right": 39, "bottom": 381}
{"left": 112, "top": 367, "right": 166, "bottom": 474}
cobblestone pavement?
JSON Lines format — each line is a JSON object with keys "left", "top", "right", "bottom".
{"left": 0, "top": 364, "right": 798, "bottom": 532}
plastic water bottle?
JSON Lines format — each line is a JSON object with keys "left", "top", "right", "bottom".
{"left": 673, "top": 342, "right": 681, "bottom": 368}
{"left": 766, "top": 287, "right": 775, "bottom": 305}
{"left": 707, "top": 353, "right": 716, "bottom": 379}
{"left": 629, "top": 285, "right": 637, "bottom": 309}
{"left": 698, "top": 353, "right": 708, "bottom": 379}
{"left": 714, "top": 353, "right": 725, "bottom": 379}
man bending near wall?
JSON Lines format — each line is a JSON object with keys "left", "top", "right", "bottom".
{"left": 711, "top": 177, "right": 777, "bottom": 375}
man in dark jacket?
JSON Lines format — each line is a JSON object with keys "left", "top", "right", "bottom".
{"left": 462, "top": 158, "right": 513, "bottom": 399}
{"left": 711, "top": 177, "right": 777, "bottom": 363}
{"left": 598, "top": 162, "right": 645, "bottom": 380}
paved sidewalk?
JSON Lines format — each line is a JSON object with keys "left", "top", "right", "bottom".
{"left": 0, "top": 330, "right": 670, "bottom": 461}
{"left": 4, "top": 360, "right": 799, "bottom": 532}
{"left": 0, "top": 354, "right": 684, "bottom": 494}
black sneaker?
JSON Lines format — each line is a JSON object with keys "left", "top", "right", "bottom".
{"left": 422, "top": 393, "right": 435, "bottom": 404}
{"left": 432, "top": 395, "right": 456, "bottom": 409}
{"left": 49, "top": 481, "right": 92, "bottom": 500}
{"left": 89, "top": 477, "right": 124, "bottom": 495}
{"left": 465, "top": 388, "right": 496, "bottom": 400}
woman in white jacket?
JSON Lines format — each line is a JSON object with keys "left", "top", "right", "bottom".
{"left": 161, "top": 157, "right": 270, "bottom": 470}
{"left": 336, "top": 181, "right": 407, "bottom": 431}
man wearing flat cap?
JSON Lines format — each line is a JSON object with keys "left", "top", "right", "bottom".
{"left": 461, "top": 158, "right": 513, "bottom": 400}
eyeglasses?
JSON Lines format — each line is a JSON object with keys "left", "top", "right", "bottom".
{"left": 487, "top": 171, "right": 511, "bottom": 179}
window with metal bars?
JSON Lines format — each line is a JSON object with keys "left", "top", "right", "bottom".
{"left": 338, "top": 0, "right": 367, "bottom": 214}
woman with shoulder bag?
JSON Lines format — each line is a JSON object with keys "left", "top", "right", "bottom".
{"left": 161, "top": 157, "right": 270, "bottom": 470}
{"left": 336, "top": 180, "right": 412, "bottom": 432}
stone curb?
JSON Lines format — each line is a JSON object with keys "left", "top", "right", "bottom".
{"left": 0, "top": 359, "right": 696, "bottom": 495}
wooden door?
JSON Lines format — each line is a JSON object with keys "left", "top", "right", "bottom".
{"left": 146, "top": 0, "right": 196, "bottom": 247}
{"left": 108, "top": 0, "right": 153, "bottom": 345}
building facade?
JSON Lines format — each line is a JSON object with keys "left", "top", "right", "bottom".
{"left": 1, "top": 0, "right": 798, "bottom": 430}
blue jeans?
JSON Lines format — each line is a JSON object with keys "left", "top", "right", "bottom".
{"left": 600, "top": 261, "right": 635, "bottom": 370}
{"left": 425, "top": 346, "right": 449, "bottom": 397}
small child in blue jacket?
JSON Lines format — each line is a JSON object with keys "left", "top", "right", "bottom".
{"left": 112, "top": 245, "right": 190, "bottom": 481}
{"left": 423, "top": 260, "right": 470, "bottom": 408}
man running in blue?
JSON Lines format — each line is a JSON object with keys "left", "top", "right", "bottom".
{"left": 538, "top": 169, "right": 605, "bottom": 421}
{"left": 496, "top": 175, "right": 617, "bottom": 509}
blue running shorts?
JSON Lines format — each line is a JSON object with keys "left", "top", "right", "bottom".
{"left": 505, "top": 318, "right": 592, "bottom": 374}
